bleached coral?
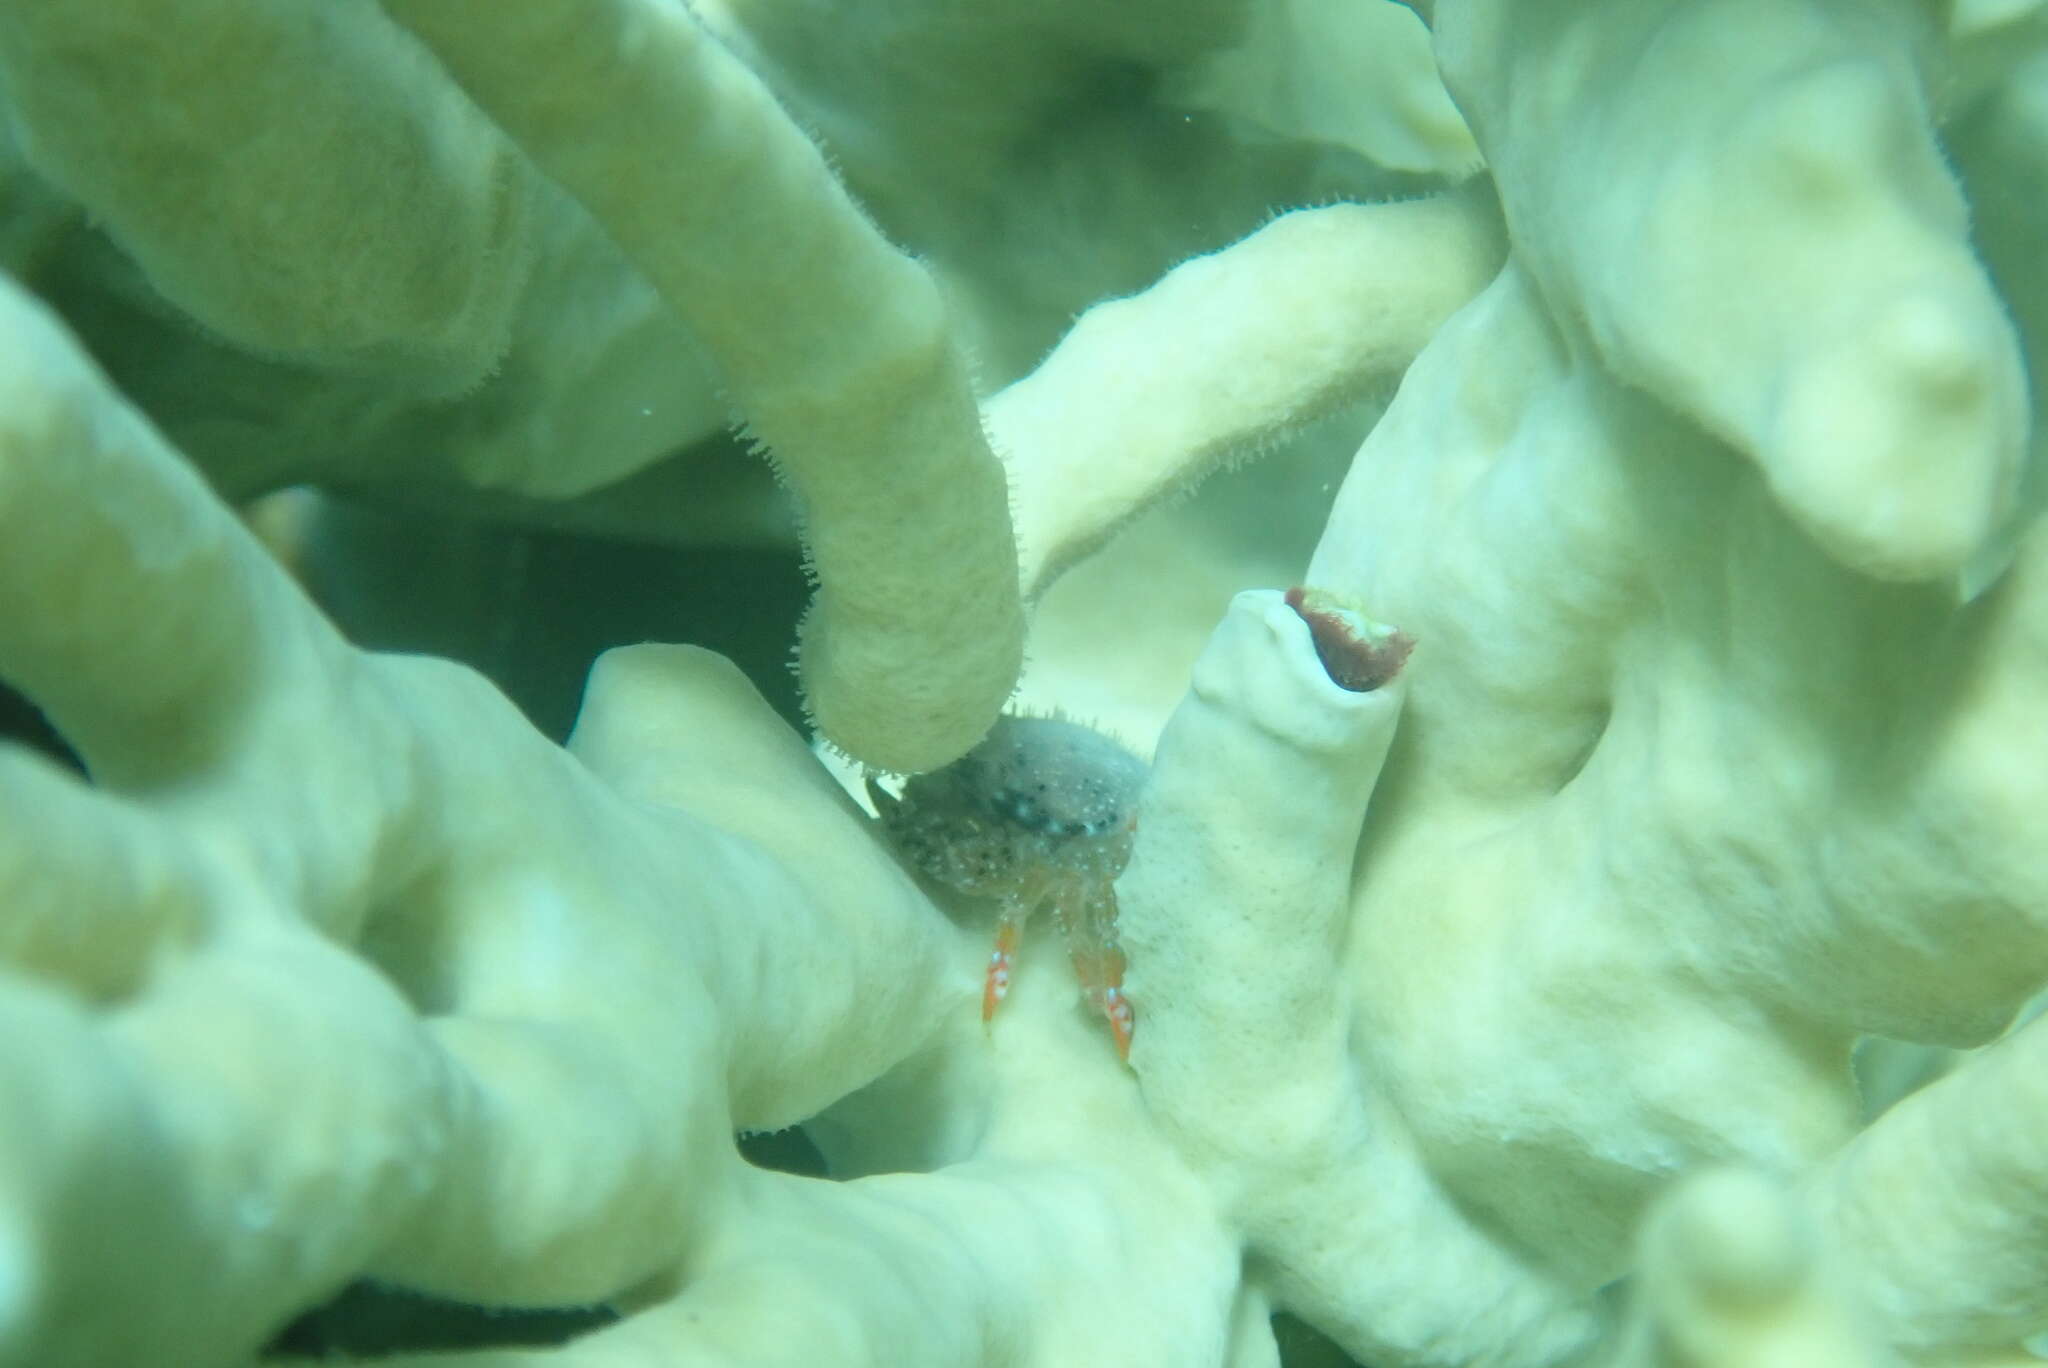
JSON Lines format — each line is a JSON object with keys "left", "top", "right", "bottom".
{"left": 2, "top": 0, "right": 2048, "bottom": 1365}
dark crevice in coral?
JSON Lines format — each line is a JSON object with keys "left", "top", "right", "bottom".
{"left": 0, "top": 677, "right": 80, "bottom": 772}
{"left": 265, "top": 1281, "right": 617, "bottom": 1358}
{"left": 298, "top": 497, "right": 811, "bottom": 742}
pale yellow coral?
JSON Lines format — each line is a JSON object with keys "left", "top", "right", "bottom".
{"left": 372, "top": 0, "right": 1023, "bottom": 773}
{"left": 2, "top": 0, "right": 2048, "bottom": 1364}
{"left": 1434, "top": 0, "right": 2029, "bottom": 585}
{"left": 0, "top": 269, "right": 961, "bottom": 1357}
{"left": 991, "top": 187, "right": 1504, "bottom": 600}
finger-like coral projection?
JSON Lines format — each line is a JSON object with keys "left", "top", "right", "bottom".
{"left": 0, "top": 0, "right": 536, "bottom": 389}
{"left": 0, "top": 265, "right": 1264, "bottom": 1368}
{"left": 1433, "top": 0, "right": 2031, "bottom": 585}
{"left": 373, "top": 0, "right": 1025, "bottom": 773}
{"left": 0, "top": 270, "right": 962, "bottom": 1358}
{"left": 1276, "top": 0, "right": 2048, "bottom": 1357}
{"left": 989, "top": 186, "right": 1506, "bottom": 596}
{"left": 1120, "top": 591, "right": 1602, "bottom": 1367}
{"left": 4, "top": 0, "right": 2048, "bottom": 1364}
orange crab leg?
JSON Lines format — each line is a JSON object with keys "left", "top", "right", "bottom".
{"left": 1066, "top": 937, "right": 1135, "bottom": 1063}
{"left": 1059, "top": 884, "right": 1135, "bottom": 1063}
{"left": 1098, "top": 946, "right": 1134, "bottom": 1063}
{"left": 983, "top": 916, "right": 1022, "bottom": 1023}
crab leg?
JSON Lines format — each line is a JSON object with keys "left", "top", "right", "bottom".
{"left": 983, "top": 913, "right": 1023, "bottom": 1024}
{"left": 1099, "top": 946, "right": 1134, "bottom": 1064}
{"left": 1062, "top": 885, "right": 1135, "bottom": 1062}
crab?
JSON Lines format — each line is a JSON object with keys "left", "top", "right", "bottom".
{"left": 870, "top": 715, "right": 1149, "bottom": 1060}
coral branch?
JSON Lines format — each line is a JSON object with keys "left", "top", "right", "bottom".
{"left": 1119, "top": 591, "right": 1599, "bottom": 1366}
{"left": 1810, "top": 1009, "right": 2048, "bottom": 1354}
{"left": 1, "top": 0, "right": 2045, "bottom": 1362}
{"left": 1613, "top": 1169, "right": 1876, "bottom": 1368}
{"left": 378, "top": 0, "right": 1025, "bottom": 772}
{"left": 0, "top": 932, "right": 448, "bottom": 1365}
{"left": 0, "top": 275, "right": 957, "bottom": 1358}
{"left": 990, "top": 188, "right": 1504, "bottom": 598}
{"left": 1434, "top": 0, "right": 2028, "bottom": 582}
{"left": 0, "top": 0, "right": 536, "bottom": 389}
